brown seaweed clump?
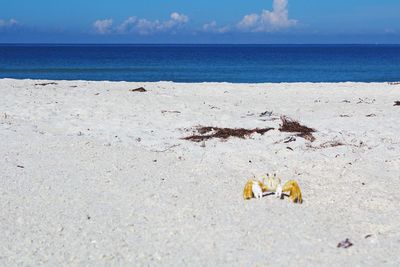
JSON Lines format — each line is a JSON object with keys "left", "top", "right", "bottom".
{"left": 394, "top": 101, "right": 400, "bottom": 106}
{"left": 183, "top": 126, "right": 274, "bottom": 142}
{"left": 279, "top": 116, "right": 316, "bottom": 142}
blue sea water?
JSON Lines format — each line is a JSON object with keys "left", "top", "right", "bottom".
{"left": 0, "top": 44, "right": 399, "bottom": 83}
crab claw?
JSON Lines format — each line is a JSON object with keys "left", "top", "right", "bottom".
{"left": 244, "top": 179, "right": 266, "bottom": 200}
{"left": 243, "top": 180, "right": 254, "bottom": 200}
{"left": 276, "top": 184, "right": 283, "bottom": 199}
{"left": 252, "top": 181, "right": 263, "bottom": 199}
{"left": 282, "top": 180, "right": 303, "bottom": 203}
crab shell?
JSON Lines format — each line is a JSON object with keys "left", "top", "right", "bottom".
{"left": 262, "top": 174, "right": 281, "bottom": 192}
{"left": 282, "top": 180, "right": 303, "bottom": 204}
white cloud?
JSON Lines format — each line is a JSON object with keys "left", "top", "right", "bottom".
{"left": 96, "top": 12, "right": 189, "bottom": 35}
{"left": 202, "top": 21, "right": 230, "bottom": 33}
{"left": 116, "top": 16, "right": 137, "bottom": 33}
{"left": 0, "top": 18, "right": 19, "bottom": 28}
{"left": 136, "top": 12, "right": 189, "bottom": 34}
{"left": 93, "top": 19, "right": 113, "bottom": 34}
{"left": 133, "top": 19, "right": 159, "bottom": 35}
{"left": 238, "top": 14, "right": 259, "bottom": 29}
{"left": 237, "top": 0, "right": 297, "bottom": 32}
{"left": 170, "top": 12, "right": 189, "bottom": 24}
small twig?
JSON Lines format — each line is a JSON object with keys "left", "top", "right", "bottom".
{"left": 306, "top": 141, "right": 344, "bottom": 150}
{"left": 337, "top": 238, "right": 353, "bottom": 249}
{"left": 260, "top": 110, "right": 273, "bottom": 117}
{"left": 151, "top": 144, "right": 181, "bottom": 153}
{"left": 161, "top": 110, "right": 181, "bottom": 114}
{"left": 357, "top": 98, "right": 375, "bottom": 104}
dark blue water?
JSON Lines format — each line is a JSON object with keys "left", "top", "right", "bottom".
{"left": 0, "top": 44, "right": 399, "bottom": 82}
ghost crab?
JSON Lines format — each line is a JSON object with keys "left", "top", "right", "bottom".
{"left": 243, "top": 173, "right": 303, "bottom": 204}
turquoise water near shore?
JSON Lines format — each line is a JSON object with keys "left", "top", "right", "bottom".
{"left": 0, "top": 44, "right": 399, "bottom": 82}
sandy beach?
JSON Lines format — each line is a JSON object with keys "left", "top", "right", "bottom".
{"left": 1, "top": 78, "right": 400, "bottom": 266}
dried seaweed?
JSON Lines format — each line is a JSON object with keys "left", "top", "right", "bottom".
{"left": 279, "top": 116, "right": 316, "bottom": 142}
{"left": 183, "top": 126, "right": 274, "bottom": 142}
{"left": 130, "top": 87, "right": 147, "bottom": 92}
{"left": 388, "top": 82, "right": 400, "bottom": 85}
{"left": 394, "top": 101, "right": 400, "bottom": 106}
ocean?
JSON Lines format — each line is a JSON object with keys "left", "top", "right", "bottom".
{"left": 0, "top": 44, "right": 399, "bottom": 83}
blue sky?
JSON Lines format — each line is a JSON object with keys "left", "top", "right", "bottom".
{"left": 1, "top": 0, "right": 400, "bottom": 43}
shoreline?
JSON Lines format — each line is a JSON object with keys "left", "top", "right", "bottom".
{"left": 2, "top": 77, "right": 400, "bottom": 85}
{"left": 1, "top": 78, "right": 399, "bottom": 265}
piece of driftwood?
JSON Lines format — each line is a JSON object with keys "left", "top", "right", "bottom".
{"left": 130, "top": 87, "right": 147, "bottom": 92}
{"left": 35, "top": 82, "right": 58, "bottom": 86}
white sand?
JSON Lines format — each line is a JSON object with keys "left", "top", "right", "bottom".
{"left": 1, "top": 78, "right": 399, "bottom": 266}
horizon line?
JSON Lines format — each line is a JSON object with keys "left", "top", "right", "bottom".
{"left": 1, "top": 43, "right": 400, "bottom": 46}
